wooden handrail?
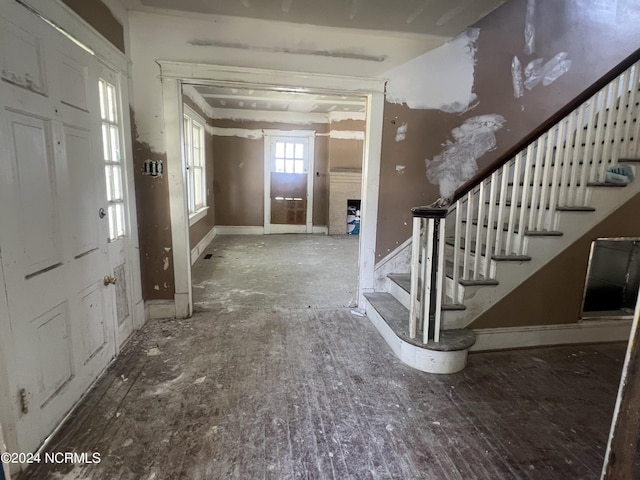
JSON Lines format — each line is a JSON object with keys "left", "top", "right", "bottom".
{"left": 451, "top": 46, "right": 640, "bottom": 204}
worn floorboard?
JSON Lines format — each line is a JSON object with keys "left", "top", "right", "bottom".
{"left": 20, "top": 235, "right": 625, "bottom": 480}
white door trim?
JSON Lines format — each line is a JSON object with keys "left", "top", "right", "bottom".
{"left": 263, "top": 129, "right": 315, "bottom": 234}
{"left": 158, "top": 61, "right": 386, "bottom": 317}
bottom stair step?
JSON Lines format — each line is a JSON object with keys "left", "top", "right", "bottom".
{"left": 364, "top": 292, "right": 475, "bottom": 352}
{"left": 388, "top": 273, "right": 466, "bottom": 310}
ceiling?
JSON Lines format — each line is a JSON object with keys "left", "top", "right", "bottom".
{"left": 128, "top": 0, "right": 506, "bottom": 116}
{"left": 193, "top": 85, "right": 366, "bottom": 115}
{"left": 124, "top": 0, "right": 505, "bottom": 37}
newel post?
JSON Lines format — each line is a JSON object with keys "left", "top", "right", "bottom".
{"left": 409, "top": 206, "right": 447, "bottom": 344}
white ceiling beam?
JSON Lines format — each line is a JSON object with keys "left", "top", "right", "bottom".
{"left": 197, "top": 92, "right": 365, "bottom": 106}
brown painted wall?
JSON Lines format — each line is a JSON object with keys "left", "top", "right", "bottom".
{"left": 131, "top": 110, "right": 175, "bottom": 300}
{"left": 470, "top": 193, "right": 640, "bottom": 329}
{"left": 376, "top": 0, "right": 640, "bottom": 262}
{"left": 60, "top": 0, "right": 125, "bottom": 53}
{"left": 329, "top": 119, "right": 364, "bottom": 171}
{"left": 212, "top": 120, "right": 330, "bottom": 226}
{"left": 183, "top": 96, "right": 216, "bottom": 251}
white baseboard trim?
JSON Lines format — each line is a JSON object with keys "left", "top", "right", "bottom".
{"left": 191, "top": 227, "right": 217, "bottom": 265}
{"left": 146, "top": 300, "right": 176, "bottom": 320}
{"left": 471, "top": 319, "right": 633, "bottom": 352}
{"left": 215, "top": 226, "right": 265, "bottom": 235}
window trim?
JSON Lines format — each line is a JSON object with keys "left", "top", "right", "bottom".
{"left": 183, "top": 104, "right": 208, "bottom": 222}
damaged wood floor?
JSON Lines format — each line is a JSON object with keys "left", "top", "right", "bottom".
{"left": 22, "top": 235, "right": 625, "bottom": 480}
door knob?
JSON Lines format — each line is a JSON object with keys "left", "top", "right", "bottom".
{"left": 103, "top": 275, "right": 117, "bottom": 286}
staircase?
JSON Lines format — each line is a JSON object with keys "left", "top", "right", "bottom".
{"left": 365, "top": 56, "right": 640, "bottom": 374}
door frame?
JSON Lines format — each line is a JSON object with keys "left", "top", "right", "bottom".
{"left": 263, "top": 129, "right": 316, "bottom": 234}
{"left": 158, "top": 61, "right": 386, "bottom": 318}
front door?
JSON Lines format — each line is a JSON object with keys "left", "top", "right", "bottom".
{"left": 264, "top": 132, "right": 315, "bottom": 233}
{"left": 0, "top": 3, "right": 119, "bottom": 454}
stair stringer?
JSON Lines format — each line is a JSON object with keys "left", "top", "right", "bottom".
{"left": 442, "top": 181, "right": 640, "bottom": 329}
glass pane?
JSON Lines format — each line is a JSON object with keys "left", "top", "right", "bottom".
{"left": 112, "top": 165, "right": 123, "bottom": 200}
{"left": 286, "top": 159, "right": 294, "bottom": 173}
{"left": 101, "top": 123, "right": 110, "bottom": 161}
{"left": 108, "top": 205, "right": 116, "bottom": 240}
{"left": 193, "top": 146, "right": 202, "bottom": 168}
{"left": 98, "top": 80, "right": 107, "bottom": 120}
{"left": 295, "top": 160, "right": 304, "bottom": 173}
{"left": 116, "top": 203, "right": 126, "bottom": 237}
{"left": 275, "top": 159, "right": 284, "bottom": 172}
{"left": 193, "top": 124, "right": 202, "bottom": 149}
{"left": 110, "top": 125, "right": 120, "bottom": 163}
{"left": 194, "top": 167, "right": 203, "bottom": 209}
{"left": 107, "top": 83, "right": 117, "bottom": 123}
{"left": 295, "top": 143, "right": 304, "bottom": 159}
{"left": 285, "top": 143, "right": 294, "bottom": 159}
{"left": 105, "top": 166, "right": 113, "bottom": 202}
{"left": 275, "top": 142, "right": 285, "bottom": 158}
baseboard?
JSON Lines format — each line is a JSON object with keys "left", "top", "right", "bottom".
{"left": 471, "top": 319, "right": 633, "bottom": 352}
{"left": 191, "top": 227, "right": 217, "bottom": 265}
{"left": 146, "top": 300, "right": 176, "bottom": 320}
{"left": 215, "top": 226, "right": 265, "bottom": 235}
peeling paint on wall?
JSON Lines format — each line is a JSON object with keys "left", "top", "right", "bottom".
{"left": 325, "top": 130, "right": 365, "bottom": 140}
{"left": 512, "top": 56, "right": 524, "bottom": 98}
{"left": 395, "top": 123, "right": 408, "bottom": 142}
{"left": 163, "top": 257, "right": 170, "bottom": 271}
{"left": 524, "top": 0, "right": 536, "bottom": 55}
{"left": 425, "top": 114, "right": 506, "bottom": 199}
{"left": 384, "top": 29, "right": 480, "bottom": 113}
{"left": 209, "top": 127, "right": 264, "bottom": 140}
{"left": 524, "top": 53, "right": 572, "bottom": 90}
{"left": 396, "top": 165, "right": 406, "bottom": 174}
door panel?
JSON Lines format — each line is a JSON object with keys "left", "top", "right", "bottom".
{"left": 0, "top": 4, "right": 118, "bottom": 455}
{"left": 65, "top": 126, "right": 100, "bottom": 257}
{"left": 8, "top": 112, "right": 61, "bottom": 275}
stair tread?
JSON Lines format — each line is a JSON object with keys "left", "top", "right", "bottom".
{"left": 463, "top": 219, "right": 563, "bottom": 236}
{"left": 483, "top": 201, "right": 595, "bottom": 212}
{"left": 587, "top": 181, "right": 628, "bottom": 187}
{"left": 387, "top": 273, "right": 466, "bottom": 310}
{"left": 445, "top": 260, "right": 499, "bottom": 286}
{"left": 364, "top": 292, "right": 476, "bottom": 351}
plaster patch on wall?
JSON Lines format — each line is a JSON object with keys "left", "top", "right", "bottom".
{"left": 209, "top": 127, "right": 264, "bottom": 140}
{"left": 327, "top": 130, "right": 365, "bottom": 140}
{"left": 524, "top": 53, "right": 572, "bottom": 91}
{"left": 384, "top": 29, "right": 480, "bottom": 113}
{"left": 425, "top": 114, "right": 506, "bottom": 199}
{"left": 328, "top": 111, "right": 366, "bottom": 122}
{"left": 395, "top": 123, "right": 408, "bottom": 142}
{"left": 512, "top": 56, "right": 524, "bottom": 98}
{"left": 187, "top": 39, "right": 386, "bottom": 62}
{"left": 163, "top": 257, "right": 170, "bottom": 271}
{"left": 396, "top": 165, "right": 406, "bottom": 174}
{"left": 524, "top": 0, "right": 536, "bottom": 55}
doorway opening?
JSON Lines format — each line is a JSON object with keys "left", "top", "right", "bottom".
{"left": 582, "top": 238, "right": 640, "bottom": 319}
{"left": 159, "top": 61, "right": 386, "bottom": 317}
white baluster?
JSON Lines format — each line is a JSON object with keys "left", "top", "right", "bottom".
{"left": 517, "top": 144, "right": 534, "bottom": 255}
{"left": 452, "top": 201, "right": 462, "bottom": 303}
{"left": 494, "top": 166, "right": 509, "bottom": 256}
{"left": 409, "top": 216, "right": 421, "bottom": 339}
{"left": 558, "top": 114, "right": 575, "bottom": 207}
{"left": 433, "top": 218, "right": 446, "bottom": 343}
{"left": 484, "top": 172, "right": 499, "bottom": 276}
{"left": 536, "top": 130, "right": 555, "bottom": 231}
{"left": 422, "top": 219, "right": 435, "bottom": 344}
{"left": 505, "top": 154, "right": 522, "bottom": 255}
{"left": 528, "top": 137, "right": 544, "bottom": 231}
{"left": 568, "top": 104, "right": 586, "bottom": 206}
{"left": 473, "top": 181, "right": 486, "bottom": 278}
{"left": 463, "top": 192, "right": 473, "bottom": 280}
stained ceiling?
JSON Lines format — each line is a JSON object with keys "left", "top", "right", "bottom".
{"left": 123, "top": 0, "right": 506, "bottom": 37}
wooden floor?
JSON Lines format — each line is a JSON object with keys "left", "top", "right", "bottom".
{"left": 21, "top": 236, "right": 625, "bottom": 480}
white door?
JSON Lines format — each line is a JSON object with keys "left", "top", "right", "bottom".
{"left": 0, "top": 4, "right": 117, "bottom": 455}
{"left": 264, "top": 131, "right": 315, "bottom": 234}
{"left": 98, "top": 66, "right": 135, "bottom": 348}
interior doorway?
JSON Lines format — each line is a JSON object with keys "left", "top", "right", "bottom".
{"left": 159, "top": 61, "right": 386, "bottom": 318}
